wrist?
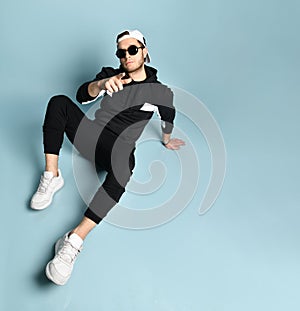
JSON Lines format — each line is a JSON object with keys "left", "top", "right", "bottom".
{"left": 162, "top": 139, "right": 170, "bottom": 146}
{"left": 98, "top": 79, "right": 108, "bottom": 91}
{"left": 88, "top": 81, "right": 102, "bottom": 97}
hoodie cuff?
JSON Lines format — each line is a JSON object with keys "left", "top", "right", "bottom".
{"left": 161, "top": 121, "right": 174, "bottom": 134}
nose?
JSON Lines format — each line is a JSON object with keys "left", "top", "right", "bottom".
{"left": 124, "top": 50, "right": 131, "bottom": 59}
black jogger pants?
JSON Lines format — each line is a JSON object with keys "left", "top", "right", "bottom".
{"left": 42, "top": 95, "right": 135, "bottom": 224}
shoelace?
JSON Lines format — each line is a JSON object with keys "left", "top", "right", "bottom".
{"left": 37, "top": 175, "right": 52, "bottom": 193}
{"left": 58, "top": 241, "right": 80, "bottom": 264}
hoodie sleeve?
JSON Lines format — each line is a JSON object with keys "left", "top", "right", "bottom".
{"left": 157, "top": 87, "right": 175, "bottom": 134}
{"left": 76, "top": 67, "right": 120, "bottom": 104}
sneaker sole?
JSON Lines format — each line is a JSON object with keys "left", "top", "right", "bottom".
{"left": 30, "top": 180, "right": 64, "bottom": 210}
{"left": 45, "top": 262, "right": 66, "bottom": 286}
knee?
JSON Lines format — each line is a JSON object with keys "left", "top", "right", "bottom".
{"left": 47, "top": 95, "right": 72, "bottom": 110}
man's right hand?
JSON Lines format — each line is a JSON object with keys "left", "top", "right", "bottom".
{"left": 100, "top": 72, "right": 132, "bottom": 93}
{"left": 88, "top": 73, "right": 132, "bottom": 97}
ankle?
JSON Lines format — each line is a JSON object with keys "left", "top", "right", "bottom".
{"left": 45, "top": 168, "right": 58, "bottom": 177}
{"left": 70, "top": 230, "right": 84, "bottom": 241}
{"left": 71, "top": 218, "right": 97, "bottom": 241}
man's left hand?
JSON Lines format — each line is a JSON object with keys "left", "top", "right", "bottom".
{"left": 165, "top": 138, "right": 185, "bottom": 150}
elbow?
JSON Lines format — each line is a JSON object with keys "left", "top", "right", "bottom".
{"left": 76, "top": 92, "right": 83, "bottom": 104}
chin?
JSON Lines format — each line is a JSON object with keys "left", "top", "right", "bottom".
{"left": 124, "top": 67, "right": 136, "bottom": 73}
{"left": 121, "top": 64, "right": 132, "bottom": 72}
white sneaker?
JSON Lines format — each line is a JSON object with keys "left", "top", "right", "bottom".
{"left": 30, "top": 170, "right": 64, "bottom": 210}
{"left": 45, "top": 232, "right": 83, "bottom": 285}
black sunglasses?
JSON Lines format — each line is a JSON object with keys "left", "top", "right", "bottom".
{"left": 116, "top": 45, "right": 144, "bottom": 59}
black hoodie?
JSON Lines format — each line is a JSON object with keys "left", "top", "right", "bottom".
{"left": 76, "top": 65, "right": 175, "bottom": 144}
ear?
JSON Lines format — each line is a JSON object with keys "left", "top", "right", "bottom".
{"left": 143, "top": 47, "right": 148, "bottom": 60}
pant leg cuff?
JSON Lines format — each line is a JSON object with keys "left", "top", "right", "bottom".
{"left": 84, "top": 208, "right": 102, "bottom": 224}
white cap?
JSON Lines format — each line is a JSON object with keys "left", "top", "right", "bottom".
{"left": 116, "top": 29, "right": 151, "bottom": 63}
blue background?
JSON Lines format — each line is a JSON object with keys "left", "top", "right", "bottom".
{"left": 1, "top": 0, "right": 300, "bottom": 310}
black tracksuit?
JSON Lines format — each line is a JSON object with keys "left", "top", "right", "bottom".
{"left": 43, "top": 65, "right": 175, "bottom": 224}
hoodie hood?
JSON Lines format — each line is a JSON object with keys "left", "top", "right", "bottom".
{"left": 144, "top": 65, "right": 158, "bottom": 82}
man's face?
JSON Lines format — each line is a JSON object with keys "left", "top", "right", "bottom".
{"left": 117, "top": 38, "right": 148, "bottom": 73}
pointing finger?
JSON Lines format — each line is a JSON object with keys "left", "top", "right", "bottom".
{"left": 121, "top": 77, "right": 132, "bottom": 85}
{"left": 116, "top": 72, "right": 126, "bottom": 80}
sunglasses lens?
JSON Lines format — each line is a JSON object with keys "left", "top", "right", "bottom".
{"left": 116, "top": 49, "right": 126, "bottom": 59}
{"left": 128, "top": 45, "right": 138, "bottom": 55}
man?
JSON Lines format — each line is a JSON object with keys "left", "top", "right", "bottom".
{"left": 30, "top": 29, "right": 185, "bottom": 285}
